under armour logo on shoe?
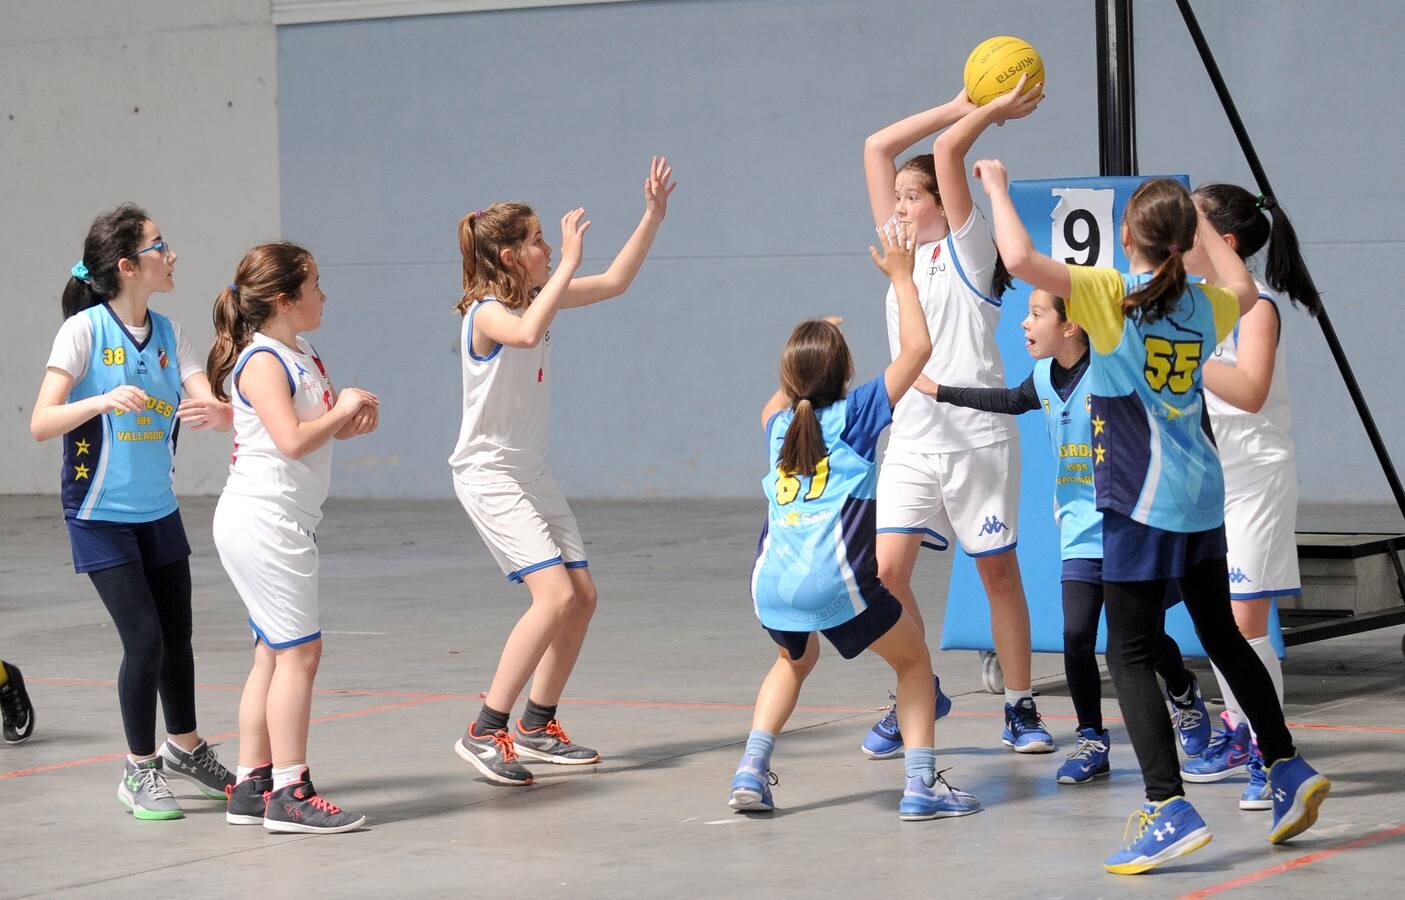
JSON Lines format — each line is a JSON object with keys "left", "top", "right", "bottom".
{"left": 978, "top": 516, "right": 1008, "bottom": 536}
{"left": 1229, "top": 567, "right": 1254, "bottom": 584}
{"left": 1154, "top": 822, "right": 1176, "bottom": 842}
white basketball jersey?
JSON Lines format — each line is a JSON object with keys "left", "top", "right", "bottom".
{"left": 449, "top": 298, "right": 552, "bottom": 483}
{"left": 886, "top": 207, "right": 1016, "bottom": 453}
{"left": 1206, "top": 283, "right": 1295, "bottom": 489}
{"left": 222, "top": 332, "right": 336, "bottom": 529}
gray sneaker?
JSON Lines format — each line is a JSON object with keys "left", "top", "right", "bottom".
{"left": 514, "top": 718, "right": 600, "bottom": 765}
{"left": 158, "top": 739, "right": 235, "bottom": 799}
{"left": 454, "top": 724, "right": 533, "bottom": 785}
{"left": 117, "top": 756, "right": 184, "bottom": 820}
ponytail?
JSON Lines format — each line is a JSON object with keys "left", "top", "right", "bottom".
{"left": 1121, "top": 179, "right": 1198, "bottom": 325}
{"left": 775, "top": 319, "right": 851, "bottom": 477}
{"left": 458, "top": 211, "right": 480, "bottom": 313}
{"left": 205, "top": 242, "right": 315, "bottom": 402}
{"left": 777, "top": 399, "right": 827, "bottom": 476}
{"left": 456, "top": 202, "right": 536, "bottom": 314}
{"left": 1122, "top": 253, "right": 1188, "bottom": 325}
{"left": 1194, "top": 184, "right": 1321, "bottom": 316}
{"left": 61, "top": 204, "right": 150, "bottom": 318}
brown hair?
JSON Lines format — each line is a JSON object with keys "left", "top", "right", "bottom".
{"left": 777, "top": 320, "right": 852, "bottom": 476}
{"left": 457, "top": 202, "right": 537, "bottom": 314}
{"left": 1120, "top": 179, "right": 1198, "bottom": 324}
{"left": 206, "top": 242, "right": 315, "bottom": 402}
{"left": 897, "top": 154, "right": 1014, "bottom": 299}
{"left": 1194, "top": 183, "right": 1321, "bottom": 316}
{"left": 1044, "top": 291, "right": 1089, "bottom": 346}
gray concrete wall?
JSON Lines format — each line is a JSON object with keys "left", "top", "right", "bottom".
{"left": 275, "top": 0, "right": 1405, "bottom": 501}
{"left": 4, "top": 0, "right": 282, "bottom": 496}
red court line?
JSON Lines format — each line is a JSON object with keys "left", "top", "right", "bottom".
{"left": 1178, "top": 823, "right": 1405, "bottom": 898}
{"left": 32, "top": 677, "right": 445, "bottom": 699}
{"left": 0, "top": 693, "right": 456, "bottom": 781}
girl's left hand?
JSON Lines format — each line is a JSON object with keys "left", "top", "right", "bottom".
{"left": 869, "top": 221, "right": 917, "bottom": 278}
{"left": 176, "top": 397, "right": 233, "bottom": 431}
{"left": 912, "top": 374, "right": 940, "bottom": 397}
{"left": 972, "top": 159, "right": 1010, "bottom": 195}
{"left": 644, "top": 156, "right": 677, "bottom": 218}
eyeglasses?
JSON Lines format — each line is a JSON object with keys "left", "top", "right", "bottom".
{"left": 134, "top": 240, "right": 174, "bottom": 261}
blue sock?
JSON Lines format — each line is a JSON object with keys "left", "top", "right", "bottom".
{"left": 744, "top": 729, "right": 776, "bottom": 765}
{"left": 905, "top": 746, "right": 936, "bottom": 781}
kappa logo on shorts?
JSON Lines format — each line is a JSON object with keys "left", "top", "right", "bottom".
{"left": 1229, "top": 567, "right": 1254, "bottom": 585}
{"left": 977, "top": 515, "right": 1008, "bottom": 537}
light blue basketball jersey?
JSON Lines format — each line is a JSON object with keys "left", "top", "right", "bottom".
{"left": 751, "top": 376, "right": 891, "bottom": 632}
{"left": 62, "top": 304, "right": 185, "bottom": 522}
{"left": 1032, "top": 357, "right": 1102, "bottom": 561}
{"left": 1087, "top": 274, "right": 1230, "bottom": 532}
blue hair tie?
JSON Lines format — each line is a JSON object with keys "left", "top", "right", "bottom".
{"left": 71, "top": 260, "right": 92, "bottom": 284}
{"left": 228, "top": 283, "right": 239, "bottom": 293}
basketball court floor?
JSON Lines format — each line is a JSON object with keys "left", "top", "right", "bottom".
{"left": 3, "top": 495, "right": 1402, "bottom": 897}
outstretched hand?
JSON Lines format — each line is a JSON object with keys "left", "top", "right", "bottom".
{"left": 986, "top": 74, "right": 1044, "bottom": 125}
{"left": 971, "top": 158, "right": 1010, "bottom": 196}
{"left": 559, "top": 207, "right": 591, "bottom": 270}
{"left": 643, "top": 156, "right": 677, "bottom": 219}
{"left": 869, "top": 221, "right": 917, "bottom": 280}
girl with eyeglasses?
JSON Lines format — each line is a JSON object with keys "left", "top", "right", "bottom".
{"left": 30, "top": 204, "right": 236, "bottom": 820}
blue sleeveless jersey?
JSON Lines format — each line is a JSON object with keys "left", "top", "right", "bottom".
{"left": 62, "top": 304, "right": 185, "bottom": 522}
{"left": 1066, "top": 268, "right": 1240, "bottom": 534}
{"left": 751, "top": 376, "right": 892, "bottom": 631}
{"left": 1032, "top": 357, "right": 1102, "bottom": 561}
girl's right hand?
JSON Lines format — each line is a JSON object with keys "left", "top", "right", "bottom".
{"left": 868, "top": 221, "right": 917, "bottom": 281}
{"left": 912, "top": 374, "right": 941, "bottom": 397}
{"left": 104, "top": 385, "right": 148, "bottom": 413}
{"left": 972, "top": 158, "right": 1010, "bottom": 196}
{"left": 333, "top": 387, "right": 378, "bottom": 417}
{"left": 559, "top": 207, "right": 590, "bottom": 271}
{"left": 984, "top": 74, "right": 1044, "bottom": 125}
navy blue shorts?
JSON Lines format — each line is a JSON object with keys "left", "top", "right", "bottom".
{"left": 766, "top": 590, "right": 904, "bottom": 661}
{"left": 65, "top": 509, "right": 191, "bottom": 574}
{"left": 1061, "top": 555, "right": 1185, "bottom": 608}
{"left": 1101, "top": 511, "right": 1227, "bottom": 583}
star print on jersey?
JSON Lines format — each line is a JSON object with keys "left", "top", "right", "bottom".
{"left": 74, "top": 463, "right": 91, "bottom": 480}
{"left": 1091, "top": 415, "right": 1106, "bottom": 436}
{"left": 74, "top": 438, "right": 91, "bottom": 456}
{"left": 1094, "top": 444, "right": 1106, "bottom": 464}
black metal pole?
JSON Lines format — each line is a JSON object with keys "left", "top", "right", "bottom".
{"left": 1174, "top": 0, "right": 1405, "bottom": 522}
{"left": 1095, "top": 0, "right": 1137, "bottom": 176}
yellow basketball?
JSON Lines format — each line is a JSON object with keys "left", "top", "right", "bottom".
{"left": 964, "top": 36, "right": 1045, "bottom": 106}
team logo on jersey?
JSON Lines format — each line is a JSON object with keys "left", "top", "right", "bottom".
{"left": 1085, "top": 394, "right": 1092, "bottom": 413}
{"left": 927, "top": 243, "right": 945, "bottom": 276}
{"left": 977, "top": 515, "right": 1008, "bottom": 537}
{"left": 136, "top": 356, "right": 149, "bottom": 374}
{"left": 158, "top": 347, "right": 169, "bottom": 369}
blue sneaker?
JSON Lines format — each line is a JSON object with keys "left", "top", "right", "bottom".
{"left": 1002, "top": 697, "right": 1056, "bottom": 753}
{"left": 1240, "top": 746, "right": 1272, "bottom": 811}
{"left": 1056, "top": 727, "right": 1110, "bottom": 784}
{"left": 861, "top": 675, "right": 953, "bottom": 760}
{"left": 728, "top": 754, "right": 776, "bottom": 813}
{"left": 1180, "top": 712, "right": 1250, "bottom": 782}
{"left": 1167, "top": 673, "right": 1212, "bottom": 758}
{"left": 1267, "top": 754, "right": 1330, "bottom": 844}
{"left": 1103, "top": 797, "right": 1213, "bottom": 875}
{"left": 898, "top": 769, "right": 981, "bottom": 821}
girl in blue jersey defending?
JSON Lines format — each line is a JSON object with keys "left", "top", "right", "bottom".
{"left": 913, "top": 289, "right": 1212, "bottom": 786}
{"left": 973, "top": 159, "right": 1329, "bottom": 874}
{"left": 730, "top": 225, "right": 980, "bottom": 822}
{"left": 31, "top": 205, "right": 236, "bottom": 819}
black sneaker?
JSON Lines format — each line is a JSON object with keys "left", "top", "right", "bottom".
{"left": 262, "top": 768, "right": 366, "bottom": 834}
{"left": 454, "top": 723, "right": 533, "bottom": 785}
{"left": 514, "top": 718, "right": 600, "bottom": 765}
{"left": 226, "top": 765, "right": 273, "bottom": 825}
{"left": 159, "top": 739, "right": 235, "bottom": 799}
{"left": 1, "top": 662, "right": 35, "bottom": 744}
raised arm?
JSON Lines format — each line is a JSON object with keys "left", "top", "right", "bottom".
{"left": 972, "top": 158, "right": 1072, "bottom": 297}
{"left": 932, "top": 75, "right": 1042, "bottom": 232}
{"left": 869, "top": 226, "right": 931, "bottom": 406}
{"left": 863, "top": 91, "right": 975, "bottom": 228}
{"left": 1194, "top": 211, "right": 1258, "bottom": 315}
{"left": 475, "top": 208, "right": 589, "bottom": 351}
{"left": 1203, "top": 297, "right": 1278, "bottom": 413}
{"left": 561, "top": 157, "right": 675, "bottom": 309}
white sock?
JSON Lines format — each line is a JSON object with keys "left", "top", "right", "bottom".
{"left": 235, "top": 765, "right": 267, "bottom": 784}
{"left": 1004, "top": 688, "right": 1033, "bottom": 707}
{"left": 1249, "top": 635, "right": 1285, "bottom": 709}
{"left": 272, "top": 764, "right": 306, "bottom": 791}
{"left": 1211, "top": 661, "right": 1243, "bottom": 731}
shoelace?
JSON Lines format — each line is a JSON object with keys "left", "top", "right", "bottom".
{"left": 1201, "top": 727, "right": 1232, "bottom": 756}
{"left": 306, "top": 793, "right": 343, "bottom": 815}
{"left": 1172, "top": 703, "right": 1205, "bottom": 731}
{"left": 187, "top": 742, "right": 231, "bottom": 778}
{"left": 1067, "top": 735, "right": 1108, "bottom": 762}
{"left": 1121, "top": 806, "right": 1158, "bottom": 844}
{"left": 766, "top": 770, "right": 780, "bottom": 787}
{"left": 544, "top": 720, "right": 572, "bottom": 744}
{"left": 1011, "top": 703, "right": 1045, "bottom": 733}
{"left": 492, "top": 729, "right": 520, "bottom": 763}
{"left": 133, "top": 764, "right": 176, "bottom": 801}
{"left": 876, "top": 692, "right": 899, "bottom": 731}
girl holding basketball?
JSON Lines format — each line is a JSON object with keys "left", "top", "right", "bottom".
{"left": 975, "top": 157, "right": 1329, "bottom": 874}
{"left": 450, "top": 158, "right": 675, "bottom": 786}
{"left": 209, "top": 242, "right": 379, "bottom": 834}
{"left": 860, "top": 76, "right": 1053, "bottom": 759}
{"left": 913, "top": 289, "right": 1212, "bottom": 785}
{"left": 730, "top": 224, "right": 980, "bottom": 821}
{"left": 1179, "top": 184, "right": 1322, "bottom": 808}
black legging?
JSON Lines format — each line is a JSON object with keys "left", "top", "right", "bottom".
{"left": 1062, "top": 578, "right": 1193, "bottom": 733}
{"left": 89, "top": 558, "right": 198, "bottom": 755}
{"left": 1104, "top": 554, "right": 1294, "bottom": 802}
